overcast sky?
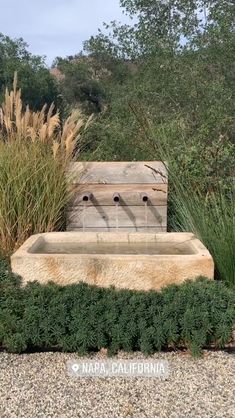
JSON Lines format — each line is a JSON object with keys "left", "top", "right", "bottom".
{"left": 0, "top": 0, "right": 129, "bottom": 65}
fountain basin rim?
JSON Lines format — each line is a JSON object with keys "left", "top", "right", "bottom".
{"left": 12, "top": 232, "right": 210, "bottom": 258}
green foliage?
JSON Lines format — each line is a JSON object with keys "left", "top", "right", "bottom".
{"left": 85, "top": 0, "right": 235, "bottom": 58}
{"left": 78, "top": 0, "right": 235, "bottom": 169}
{"left": 0, "top": 141, "right": 70, "bottom": 256}
{"left": 80, "top": 40, "right": 235, "bottom": 163}
{"left": 131, "top": 113, "right": 235, "bottom": 287}
{"left": 53, "top": 56, "right": 104, "bottom": 113}
{"left": 53, "top": 52, "right": 131, "bottom": 116}
{"left": 0, "top": 33, "right": 60, "bottom": 111}
{"left": 170, "top": 184, "right": 235, "bottom": 288}
{"left": 0, "top": 267, "right": 234, "bottom": 356}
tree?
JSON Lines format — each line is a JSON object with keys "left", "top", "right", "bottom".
{"left": 0, "top": 33, "right": 60, "bottom": 110}
{"left": 85, "top": 0, "right": 235, "bottom": 58}
{"left": 80, "top": 0, "right": 235, "bottom": 172}
{"left": 53, "top": 52, "right": 130, "bottom": 114}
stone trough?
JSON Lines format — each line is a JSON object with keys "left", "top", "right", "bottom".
{"left": 11, "top": 232, "right": 214, "bottom": 291}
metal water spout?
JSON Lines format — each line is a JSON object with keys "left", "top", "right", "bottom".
{"left": 113, "top": 193, "right": 120, "bottom": 232}
{"left": 81, "top": 192, "right": 93, "bottom": 202}
{"left": 140, "top": 193, "right": 149, "bottom": 203}
{"left": 140, "top": 193, "right": 149, "bottom": 231}
{"left": 113, "top": 193, "right": 120, "bottom": 204}
{"left": 81, "top": 193, "right": 92, "bottom": 232}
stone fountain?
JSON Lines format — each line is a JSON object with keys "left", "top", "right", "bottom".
{"left": 11, "top": 161, "right": 214, "bottom": 290}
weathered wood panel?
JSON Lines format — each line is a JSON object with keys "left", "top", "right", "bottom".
{"left": 67, "top": 206, "right": 167, "bottom": 229}
{"left": 69, "top": 183, "right": 168, "bottom": 206}
{"left": 68, "top": 161, "right": 167, "bottom": 184}
{"left": 66, "top": 161, "right": 168, "bottom": 232}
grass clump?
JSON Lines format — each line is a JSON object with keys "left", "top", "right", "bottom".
{"left": 0, "top": 141, "right": 69, "bottom": 255}
{"left": 169, "top": 184, "right": 235, "bottom": 288}
{"left": 163, "top": 154, "right": 235, "bottom": 288}
{"left": 0, "top": 268, "right": 234, "bottom": 357}
{"left": 0, "top": 73, "right": 90, "bottom": 256}
{"left": 135, "top": 116, "right": 235, "bottom": 288}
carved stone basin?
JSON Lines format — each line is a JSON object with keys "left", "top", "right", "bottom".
{"left": 11, "top": 232, "right": 214, "bottom": 291}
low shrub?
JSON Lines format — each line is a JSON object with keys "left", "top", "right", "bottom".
{"left": 0, "top": 268, "right": 234, "bottom": 356}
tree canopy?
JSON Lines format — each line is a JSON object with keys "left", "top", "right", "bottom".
{"left": 0, "top": 33, "right": 60, "bottom": 110}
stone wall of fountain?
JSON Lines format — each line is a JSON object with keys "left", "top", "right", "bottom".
{"left": 66, "top": 162, "right": 168, "bottom": 232}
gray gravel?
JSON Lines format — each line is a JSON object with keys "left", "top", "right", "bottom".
{"left": 0, "top": 350, "right": 234, "bottom": 418}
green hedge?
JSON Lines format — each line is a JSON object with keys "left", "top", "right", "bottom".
{"left": 0, "top": 262, "right": 234, "bottom": 356}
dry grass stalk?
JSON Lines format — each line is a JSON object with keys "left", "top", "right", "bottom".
{"left": 0, "top": 72, "right": 89, "bottom": 161}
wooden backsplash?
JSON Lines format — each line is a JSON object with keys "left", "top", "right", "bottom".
{"left": 66, "top": 161, "right": 168, "bottom": 232}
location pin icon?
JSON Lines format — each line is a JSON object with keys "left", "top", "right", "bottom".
{"left": 72, "top": 363, "right": 79, "bottom": 373}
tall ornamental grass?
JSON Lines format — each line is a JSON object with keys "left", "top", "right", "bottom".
{"left": 169, "top": 179, "right": 235, "bottom": 288}
{"left": 0, "top": 141, "right": 70, "bottom": 256}
{"left": 0, "top": 73, "right": 85, "bottom": 160}
{"left": 0, "top": 74, "right": 88, "bottom": 256}
{"left": 136, "top": 113, "right": 235, "bottom": 287}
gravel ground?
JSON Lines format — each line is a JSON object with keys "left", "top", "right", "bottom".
{"left": 0, "top": 350, "right": 234, "bottom": 418}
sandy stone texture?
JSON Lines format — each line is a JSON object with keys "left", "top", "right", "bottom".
{"left": 11, "top": 232, "right": 214, "bottom": 290}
